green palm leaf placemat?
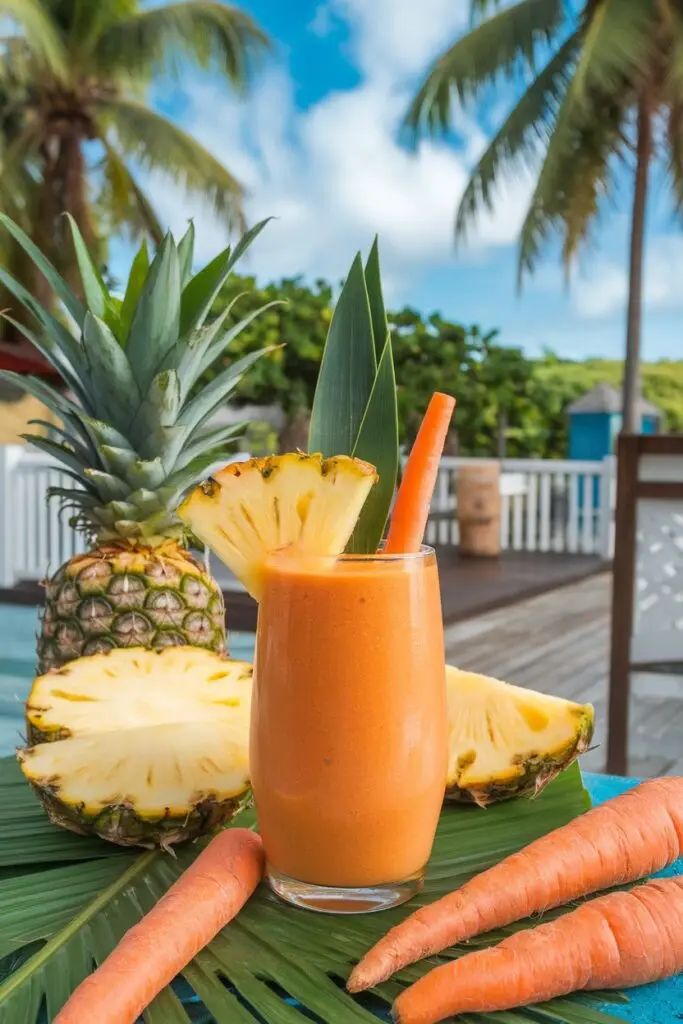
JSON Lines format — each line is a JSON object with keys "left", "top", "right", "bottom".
{"left": 0, "top": 757, "right": 626, "bottom": 1023}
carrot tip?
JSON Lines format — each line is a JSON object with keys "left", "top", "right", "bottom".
{"left": 385, "top": 391, "right": 456, "bottom": 555}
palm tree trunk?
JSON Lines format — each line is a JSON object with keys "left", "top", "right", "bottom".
{"left": 35, "top": 131, "right": 94, "bottom": 296}
{"left": 621, "top": 101, "right": 652, "bottom": 434}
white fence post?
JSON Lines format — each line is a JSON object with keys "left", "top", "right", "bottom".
{"left": 598, "top": 454, "right": 616, "bottom": 560}
{"left": 0, "top": 445, "right": 10, "bottom": 587}
{"left": 0, "top": 445, "right": 22, "bottom": 587}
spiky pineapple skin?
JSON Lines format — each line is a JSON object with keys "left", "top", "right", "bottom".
{"left": 444, "top": 710, "right": 594, "bottom": 808}
{"left": 34, "top": 786, "right": 251, "bottom": 850}
{"left": 37, "top": 541, "right": 226, "bottom": 675}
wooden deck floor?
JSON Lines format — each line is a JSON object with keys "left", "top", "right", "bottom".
{"left": 435, "top": 549, "right": 604, "bottom": 624}
{"left": 443, "top": 572, "right": 683, "bottom": 779}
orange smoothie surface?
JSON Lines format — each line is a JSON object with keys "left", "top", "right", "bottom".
{"left": 250, "top": 550, "right": 447, "bottom": 888}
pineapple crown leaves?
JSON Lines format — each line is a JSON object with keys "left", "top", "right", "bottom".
{"left": 309, "top": 236, "right": 399, "bottom": 554}
{"left": 0, "top": 211, "right": 278, "bottom": 545}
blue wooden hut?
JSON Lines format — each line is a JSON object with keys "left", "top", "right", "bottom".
{"left": 568, "top": 383, "right": 662, "bottom": 461}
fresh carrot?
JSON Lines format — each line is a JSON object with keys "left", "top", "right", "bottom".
{"left": 348, "top": 776, "right": 683, "bottom": 993}
{"left": 384, "top": 392, "right": 456, "bottom": 554}
{"left": 393, "top": 875, "right": 683, "bottom": 1024}
{"left": 55, "top": 828, "right": 264, "bottom": 1024}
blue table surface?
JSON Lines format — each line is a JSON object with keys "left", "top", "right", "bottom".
{"left": 586, "top": 773, "right": 683, "bottom": 1024}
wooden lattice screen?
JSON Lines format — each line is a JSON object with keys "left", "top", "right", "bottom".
{"left": 607, "top": 434, "right": 683, "bottom": 774}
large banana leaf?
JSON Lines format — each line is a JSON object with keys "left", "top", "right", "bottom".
{"left": 0, "top": 757, "right": 625, "bottom": 1023}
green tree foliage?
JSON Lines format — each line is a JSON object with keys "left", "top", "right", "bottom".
{"left": 200, "top": 272, "right": 683, "bottom": 461}
{"left": 207, "top": 274, "right": 332, "bottom": 451}
{"left": 210, "top": 274, "right": 331, "bottom": 416}
{"left": 389, "top": 310, "right": 548, "bottom": 456}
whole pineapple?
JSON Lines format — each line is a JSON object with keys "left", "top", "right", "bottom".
{"left": 0, "top": 213, "right": 273, "bottom": 672}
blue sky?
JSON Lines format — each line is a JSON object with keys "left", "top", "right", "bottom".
{"left": 128, "top": 0, "right": 683, "bottom": 363}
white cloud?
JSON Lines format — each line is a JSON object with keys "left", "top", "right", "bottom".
{"left": 143, "top": 0, "right": 530, "bottom": 295}
{"left": 573, "top": 262, "right": 628, "bottom": 318}
{"left": 573, "top": 235, "right": 683, "bottom": 319}
{"left": 325, "top": 0, "right": 469, "bottom": 78}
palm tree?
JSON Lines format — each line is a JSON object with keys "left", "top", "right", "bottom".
{"left": 406, "top": 0, "right": 680, "bottom": 432}
{"left": 0, "top": 0, "right": 268, "bottom": 312}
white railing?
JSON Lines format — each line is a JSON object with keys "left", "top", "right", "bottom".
{"left": 0, "top": 445, "right": 616, "bottom": 588}
{"left": 415, "top": 456, "right": 616, "bottom": 560}
{"left": 0, "top": 445, "right": 87, "bottom": 586}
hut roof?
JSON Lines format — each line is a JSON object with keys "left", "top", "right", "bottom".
{"left": 567, "top": 382, "right": 661, "bottom": 417}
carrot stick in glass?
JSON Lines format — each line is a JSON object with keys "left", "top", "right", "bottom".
{"left": 384, "top": 392, "right": 456, "bottom": 554}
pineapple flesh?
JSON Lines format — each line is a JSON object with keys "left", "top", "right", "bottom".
{"left": 445, "top": 666, "right": 594, "bottom": 807}
{"left": 0, "top": 213, "right": 274, "bottom": 672}
{"left": 178, "top": 452, "right": 377, "bottom": 599}
{"left": 20, "top": 647, "right": 252, "bottom": 848}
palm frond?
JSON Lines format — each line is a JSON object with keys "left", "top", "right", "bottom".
{"left": 0, "top": 757, "right": 625, "bottom": 1024}
{"left": 572, "top": 0, "right": 657, "bottom": 107}
{"left": 665, "top": 101, "right": 683, "bottom": 214}
{"left": 558, "top": 102, "right": 630, "bottom": 268}
{"left": 93, "top": 0, "right": 269, "bottom": 86}
{"left": 0, "top": 126, "right": 41, "bottom": 221}
{"left": 665, "top": 5, "right": 683, "bottom": 110}
{"left": 456, "top": 32, "right": 580, "bottom": 240}
{"left": 517, "top": 63, "right": 634, "bottom": 280}
{"left": 404, "top": 0, "right": 564, "bottom": 138}
{"left": 0, "top": 0, "right": 67, "bottom": 79}
{"left": 470, "top": 0, "right": 502, "bottom": 18}
{"left": 95, "top": 99, "right": 245, "bottom": 232}
{"left": 98, "top": 139, "right": 164, "bottom": 244}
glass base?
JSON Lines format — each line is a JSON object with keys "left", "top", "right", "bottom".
{"left": 266, "top": 865, "right": 424, "bottom": 914}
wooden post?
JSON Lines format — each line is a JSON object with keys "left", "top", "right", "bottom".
{"left": 598, "top": 455, "right": 616, "bottom": 561}
{"left": 0, "top": 445, "right": 15, "bottom": 587}
{"left": 457, "top": 462, "right": 501, "bottom": 557}
{"left": 606, "top": 435, "right": 639, "bottom": 776}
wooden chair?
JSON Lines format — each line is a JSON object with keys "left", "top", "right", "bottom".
{"left": 607, "top": 435, "right": 683, "bottom": 774}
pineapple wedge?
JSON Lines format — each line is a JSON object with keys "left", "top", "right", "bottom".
{"left": 445, "top": 666, "right": 594, "bottom": 807}
{"left": 20, "top": 647, "right": 252, "bottom": 848}
{"left": 178, "top": 452, "right": 377, "bottom": 600}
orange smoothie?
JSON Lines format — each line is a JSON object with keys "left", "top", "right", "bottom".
{"left": 250, "top": 547, "right": 447, "bottom": 893}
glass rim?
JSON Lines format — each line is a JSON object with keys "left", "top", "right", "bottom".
{"left": 342, "top": 542, "right": 435, "bottom": 562}
{"left": 267, "top": 543, "right": 435, "bottom": 564}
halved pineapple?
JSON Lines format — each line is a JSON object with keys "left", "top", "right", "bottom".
{"left": 445, "top": 666, "right": 594, "bottom": 807}
{"left": 177, "top": 452, "right": 377, "bottom": 600}
{"left": 19, "top": 647, "right": 252, "bottom": 848}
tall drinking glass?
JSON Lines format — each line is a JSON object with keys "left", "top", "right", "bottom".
{"left": 250, "top": 545, "right": 447, "bottom": 914}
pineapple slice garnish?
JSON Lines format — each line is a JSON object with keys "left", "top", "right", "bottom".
{"left": 178, "top": 452, "right": 377, "bottom": 600}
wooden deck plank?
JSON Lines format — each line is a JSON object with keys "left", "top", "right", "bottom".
{"left": 444, "top": 573, "right": 683, "bottom": 779}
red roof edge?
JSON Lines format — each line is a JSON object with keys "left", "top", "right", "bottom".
{"left": 0, "top": 341, "right": 60, "bottom": 377}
